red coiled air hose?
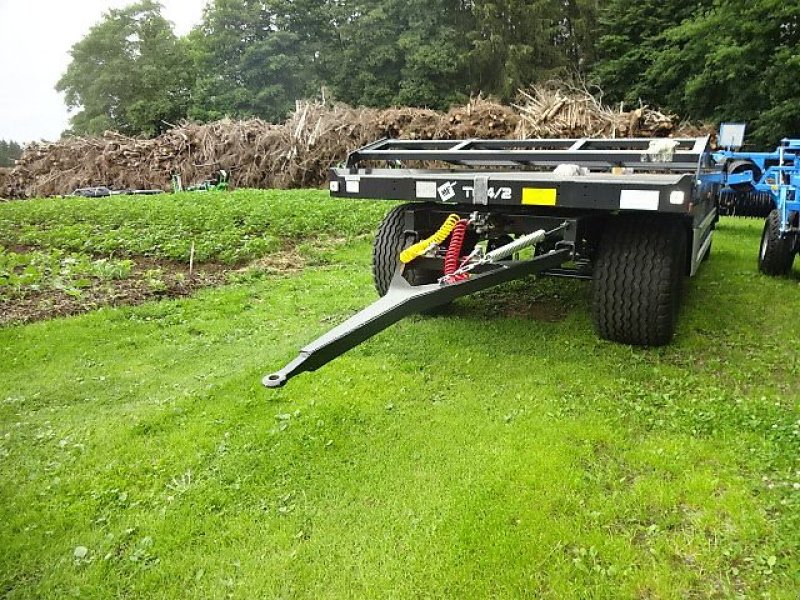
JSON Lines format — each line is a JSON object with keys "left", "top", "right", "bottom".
{"left": 443, "top": 219, "right": 470, "bottom": 283}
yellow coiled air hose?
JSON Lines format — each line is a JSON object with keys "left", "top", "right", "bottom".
{"left": 399, "top": 214, "right": 460, "bottom": 264}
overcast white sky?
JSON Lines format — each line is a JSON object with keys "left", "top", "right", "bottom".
{"left": 0, "top": 0, "right": 206, "bottom": 143}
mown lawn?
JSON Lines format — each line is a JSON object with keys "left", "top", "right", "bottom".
{"left": 1, "top": 192, "right": 798, "bottom": 599}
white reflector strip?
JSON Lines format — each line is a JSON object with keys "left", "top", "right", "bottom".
{"left": 620, "top": 190, "right": 659, "bottom": 211}
{"left": 416, "top": 181, "right": 437, "bottom": 199}
{"left": 345, "top": 179, "right": 360, "bottom": 194}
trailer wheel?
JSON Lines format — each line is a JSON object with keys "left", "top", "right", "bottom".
{"left": 758, "top": 209, "right": 795, "bottom": 276}
{"left": 592, "top": 216, "right": 687, "bottom": 346}
{"left": 372, "top": 204, "right": 441, "bottom": 296}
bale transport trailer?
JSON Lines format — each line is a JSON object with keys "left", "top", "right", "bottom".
{"left": 264, "top": 137, "right": 719, "bottom": 388}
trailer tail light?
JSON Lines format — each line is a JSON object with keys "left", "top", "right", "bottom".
{"left": 670, "top": 191, "right": 686, "bottom": 205}
{"left": 415, "top": 181, "right": 438, "bottom": 199}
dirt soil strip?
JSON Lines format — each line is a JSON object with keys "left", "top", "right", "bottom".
{"left": 0, "top": 251, "right": 305, "bottom": 326}
{"left": 1, "top": 262, "right": 224, "bottom": 326}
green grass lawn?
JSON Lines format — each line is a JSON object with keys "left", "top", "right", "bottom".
{"left": 1, "top": 192, "right": 799, "bottom": 598}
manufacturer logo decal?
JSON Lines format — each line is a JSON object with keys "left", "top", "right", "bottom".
{"left": 438, "top": 182, "right": 457, "bottom": 201}
{"left": 435, "top": 182, "right": 513, "bottom": 202}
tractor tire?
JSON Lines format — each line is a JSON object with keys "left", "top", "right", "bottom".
{"left": 372, "top": 203, "right": 441, "bottom": 297}
{"left": 592, "top": 216, "right": 687, "bottom": 347}
{"left": 758, "top": 209, "right": 794, "bottom": 276}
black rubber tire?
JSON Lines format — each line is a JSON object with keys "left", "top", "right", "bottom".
{"left": 726, "top": 159, "right": 762, "bottom": 193}
{"left": 758, "top": 209, "right": 794, "bottom": 276}
{"left": 592, "top": 216, "right": 687, "bottom": 347}
{"left": 372, "top": 204, "right": 441, "bottom": 296}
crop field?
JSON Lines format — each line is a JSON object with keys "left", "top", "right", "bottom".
{"left": 0, "top": 191, "right": 387, "bottom": 324}
{"left": 1, "top": 190, "right": 799, "bottom": 598}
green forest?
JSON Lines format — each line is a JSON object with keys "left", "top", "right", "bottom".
{"left": 0, "top": 140, "right": 22, "bottom": 167}
{"left": 57, "top": 0, "right": 800, "bottom": 145}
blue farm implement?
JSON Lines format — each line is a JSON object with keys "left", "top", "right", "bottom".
{"left": 714, "top": 137, "right": 800, "bottom": 275}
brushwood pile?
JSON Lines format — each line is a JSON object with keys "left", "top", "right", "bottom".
{"left": 2, "top": 85, "right": 710, "bottom": 199}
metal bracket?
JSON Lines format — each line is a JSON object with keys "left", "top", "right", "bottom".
{"left": 473, "top": 176, "right": 489, "bottom": 205}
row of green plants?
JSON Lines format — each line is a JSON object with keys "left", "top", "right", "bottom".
{"left": 0, "top": 190, "right": 389, "bottom": 264}
{"left": 0, "top": 249, "right": 134, "bottom": 300}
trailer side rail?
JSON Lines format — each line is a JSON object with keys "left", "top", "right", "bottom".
{"left": 345, "top": 137, "right": 711, "bottom": 171}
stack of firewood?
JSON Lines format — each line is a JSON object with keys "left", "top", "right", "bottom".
{"left": 447, "top": 97, "right": 519, "bottom": 138}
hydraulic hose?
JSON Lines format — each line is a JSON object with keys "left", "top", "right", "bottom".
{"left": 399, "top": 214, "right": 460, "bottom": 264}
{"left": 444, "top": 219, "right": 469, "bottom": 275}
{"left": 446, "top": 227, "right": 559, "bottom": 281}
{"left": 442, "top": 219, "right": 470, "bottom": 284}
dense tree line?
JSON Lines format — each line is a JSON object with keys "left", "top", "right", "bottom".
{"left": 0, "top": 140, "right": 23, "bottom": 167}
{"left": 595, "top": 0, "right": 800, "bottom": 146}
{"left": 57, "top": 0, "right": 799, "bottom": 145}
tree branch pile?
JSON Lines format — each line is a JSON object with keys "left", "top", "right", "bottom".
{"left": 2, "top": 86, "right": 710, "bottom": 199}
{"left": 514, "top": 83, "right": 680, "bottom": 138}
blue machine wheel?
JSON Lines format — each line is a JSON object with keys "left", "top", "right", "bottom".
{"left": 726, "top": 159, "right": 763, "bottom": 192}
{"left": 758, "top": 210, "right": 795, "bottom": 276}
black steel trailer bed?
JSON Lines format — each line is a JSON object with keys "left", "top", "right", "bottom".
{"left": 264, "top": 137, "right": 720, "bottom": 388}
{"left": 332, "top": 169, "right": 696, "bottom": 213}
